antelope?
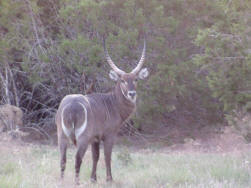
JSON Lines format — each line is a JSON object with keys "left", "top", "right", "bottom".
{"left": 55, "top": 40, "right": 149, "bottom": 184}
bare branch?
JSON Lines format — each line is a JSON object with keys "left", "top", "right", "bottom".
{"left": 24, "top": 0, "right": 46, "bottom": 54}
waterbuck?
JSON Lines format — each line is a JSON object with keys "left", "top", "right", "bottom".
{"left": 55, "top": 40, "right": 149, "bottom": 184}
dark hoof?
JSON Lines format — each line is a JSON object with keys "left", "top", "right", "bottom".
{"left": 91, "top": 178, "right": 97, "bottom": 183}
{"left": 106, "top": 176, "right": 113, "bottom": 182}
{"left": 75, "top": 177, "right": 80, "bottom": 186}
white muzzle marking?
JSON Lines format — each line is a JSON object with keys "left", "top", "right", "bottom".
{"left": 127, "top": 90, "right": 137, "bottom": 103}
{"left": 75, "top": 102, "right": 88, "bottom": 139}
{"left": 120, "top": 85, "right": 137, "bottom": 104}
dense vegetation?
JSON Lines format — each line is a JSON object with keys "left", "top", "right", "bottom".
{"left": 0, "top": 0, "right": 250, "bottom": 136}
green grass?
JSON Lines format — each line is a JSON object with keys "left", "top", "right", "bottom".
{"left": 0, "top": 143, "right": 250, "bottom": 188}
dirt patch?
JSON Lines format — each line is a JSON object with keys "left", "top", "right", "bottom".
{"left": 0, "top": 132, "right": 31, "bottom": 155}
{"left": 2, "top": 122, "right": 251, "bottom": 154}
{"left": 120, "top": 123, "right": 251, "bottom": 153}
{"left": 165, "top": 126, "right": 251, "bottom": 152}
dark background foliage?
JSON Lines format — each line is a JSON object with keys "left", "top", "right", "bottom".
{"left": 0, "top": 0, "right": 250, "bottom": 140}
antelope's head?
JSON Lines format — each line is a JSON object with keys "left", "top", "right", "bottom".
{"left": 104, "top": 40, "right": 149, "bottom": 103}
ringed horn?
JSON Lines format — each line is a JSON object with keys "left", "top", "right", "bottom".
{"left": 104, "top": 39, "right": 146, "bottom": 75}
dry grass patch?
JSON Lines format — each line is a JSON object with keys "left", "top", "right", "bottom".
{"left": 0, "top": 139, "right": 250, "bottom": 188}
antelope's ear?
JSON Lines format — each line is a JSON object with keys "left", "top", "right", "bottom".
{"left": 138, "top": 68, "right": 149, "bottom": 80}
{"left": 109, "top": 70, "right": 119, "bottom": 81}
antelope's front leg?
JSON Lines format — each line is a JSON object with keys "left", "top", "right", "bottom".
{"left": 104, "top": 137, "right": 114, "bottom": 182}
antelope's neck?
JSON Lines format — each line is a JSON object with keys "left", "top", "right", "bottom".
{"left": 113, "top": 83, "right": 136, "bottom": 122}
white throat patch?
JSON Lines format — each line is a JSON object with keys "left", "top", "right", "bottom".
{"left": 128, "top": 95, "right": 137, "bottom": 103}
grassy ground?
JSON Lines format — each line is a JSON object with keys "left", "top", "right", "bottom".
{"left": 0, "top": 140, "right": 250, "bottom": 188}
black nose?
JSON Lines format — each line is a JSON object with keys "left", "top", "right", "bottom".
{"left": 128, "top": 91, "right": 136, "bottom": 98}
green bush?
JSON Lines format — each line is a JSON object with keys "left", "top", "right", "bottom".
{"left": 0, "top": 0, "right": 250, "bottom": 131}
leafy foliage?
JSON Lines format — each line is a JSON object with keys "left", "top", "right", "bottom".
{"left": 0, "top": 0, "right": 250, "bottom": 134}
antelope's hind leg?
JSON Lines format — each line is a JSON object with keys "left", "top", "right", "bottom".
{"left": 91, "top": 141, "right": 100, "bottom": 182}
{"left": 75, "top": 137, "right": 89, "bottom": 185}
{"left": 59, "top": 134, "right": 68, "bottom": 179}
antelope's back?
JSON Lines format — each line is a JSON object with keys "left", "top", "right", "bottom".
{"left": 56, "top": 93, "right": 122, "bottom": 140}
